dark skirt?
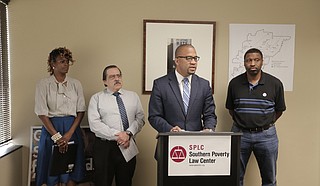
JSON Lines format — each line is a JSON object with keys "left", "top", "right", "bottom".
{"left": 35, "top": 116, "right": 85, "bottom": 186}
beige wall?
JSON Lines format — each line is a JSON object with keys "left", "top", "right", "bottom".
{"left": 0, "top": 148, "right": 22, "bottom": 185}
{"left": 3, "top": 0, "right": 319, "bottom": 185}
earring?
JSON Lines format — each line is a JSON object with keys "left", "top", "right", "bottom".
{"left": 52, "top": 66, "right": 55, "bottom": 69}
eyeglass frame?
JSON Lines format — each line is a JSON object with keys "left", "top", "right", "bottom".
{"left": 176, "top": 56, "right": 200, "bottom": 62}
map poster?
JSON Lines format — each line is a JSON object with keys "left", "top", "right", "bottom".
{"left": 28, "top": 126, "right": 95, "bottom": 186}
{"left": 229, "top": 24, "right": 295, "bottom": 91}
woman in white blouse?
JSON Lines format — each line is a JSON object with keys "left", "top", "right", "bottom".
{"left": 34, "top": 47, "right": 86, "bottom": 186}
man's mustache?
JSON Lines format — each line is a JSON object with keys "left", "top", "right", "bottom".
{"left": 114, "top": 81, "right": 121, "bottom": 85}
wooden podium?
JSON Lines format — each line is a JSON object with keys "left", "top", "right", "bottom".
{"left": 156, "top": 132, "right": 242, "bottom": 186}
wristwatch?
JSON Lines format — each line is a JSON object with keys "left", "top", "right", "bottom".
{"left": 126, "top": 131, "right": 133, "bottom": 139}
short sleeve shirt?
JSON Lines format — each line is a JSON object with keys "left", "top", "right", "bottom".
{"left": 226, "top": 71, "right": 286, "bottom": 128}
{"left": 35, "top": 75, "right": 86, "bottom": 117}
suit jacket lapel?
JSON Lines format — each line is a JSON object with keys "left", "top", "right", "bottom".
{"left": 168, "top": 72, "right": 185, "bottom": 115}
{"left": 188, "top": 74, "right": 199, "bottom": 114}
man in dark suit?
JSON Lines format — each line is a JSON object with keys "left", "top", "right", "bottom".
{"left": 148, "top": 44, "right": 217, "bottom": 133}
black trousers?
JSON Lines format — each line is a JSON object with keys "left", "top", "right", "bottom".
{"left": 93, "top": 137, "right": 136, "bottom": 186}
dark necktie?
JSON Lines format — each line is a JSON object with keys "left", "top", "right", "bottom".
{"left": 182, "top": 78, "right": 190, "bottom": 114}
{"left": 113, "top": 92, "right": 129, "bottom": 130}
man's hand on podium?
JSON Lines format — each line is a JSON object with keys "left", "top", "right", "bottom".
{"left": 170, "top": 126, "right": 183, "bottom": 132}
{"left": 202, "top": 128, "right": 214, "bottom": 132}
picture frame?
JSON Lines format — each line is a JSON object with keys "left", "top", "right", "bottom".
{"left": 143, "top": 19, "right": 216, "bottom": 94}
{"left": 28, "top": 126, "right": 95, "bottom": 186}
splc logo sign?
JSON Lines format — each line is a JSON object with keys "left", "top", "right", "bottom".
{"left": 170, "top": 146, "right": 187, "bottom": 163}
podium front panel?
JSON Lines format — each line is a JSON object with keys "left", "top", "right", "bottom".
{"left": 156, "top": 132, "right": 241, "bottom": 186}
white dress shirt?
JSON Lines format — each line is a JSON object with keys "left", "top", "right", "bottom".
{"left": 88, "top": 88, "right": 145, "bottom": 141}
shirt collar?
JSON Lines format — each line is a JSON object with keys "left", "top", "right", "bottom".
{"left": 105, "top": 88, "right": 123, "bottom": 95}
{"left": 175, "top": 70, "right": 192, "bottom": 84}
{"left": 241, "top": 71, "right": 265, "bottom": 85}
{"left": 51, "top": 75, "right": 68, "bottom": 84}
{"left": 258, "top": 71, "right": 266, "bottom": 85}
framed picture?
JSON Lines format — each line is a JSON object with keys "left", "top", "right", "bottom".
{"left": 28, "top": 126, "right": 95, "bottom": 186}
{"left": 143, "top": 19, "right": 216, "bottom": 94}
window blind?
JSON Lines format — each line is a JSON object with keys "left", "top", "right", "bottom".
{"left": 0, "top": 0, "right": 11, "bottom": 145}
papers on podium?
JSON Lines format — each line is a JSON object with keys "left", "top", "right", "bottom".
{"left": 118, "top": 138, "right": 139, "bottom": 162}
{"left": 50, "top": 141, "right": 77, "bottom": 176}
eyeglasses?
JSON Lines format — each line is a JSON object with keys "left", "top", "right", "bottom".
{"left": 176, "top": 56, "right": 200, "bottom": 62}
{"left": 108, "top": 74, "right": 122, "bottom": 80}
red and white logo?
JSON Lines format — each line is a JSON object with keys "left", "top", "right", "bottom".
{"left": 170, "top": 146, "right": 187, "bottom": 163}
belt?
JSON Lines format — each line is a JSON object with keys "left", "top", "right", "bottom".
{"left": 241, "top": 123, "right": 275, "bottom": 132}
{"left": 96, "top": 137, "right": 117, "bottom": 143}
